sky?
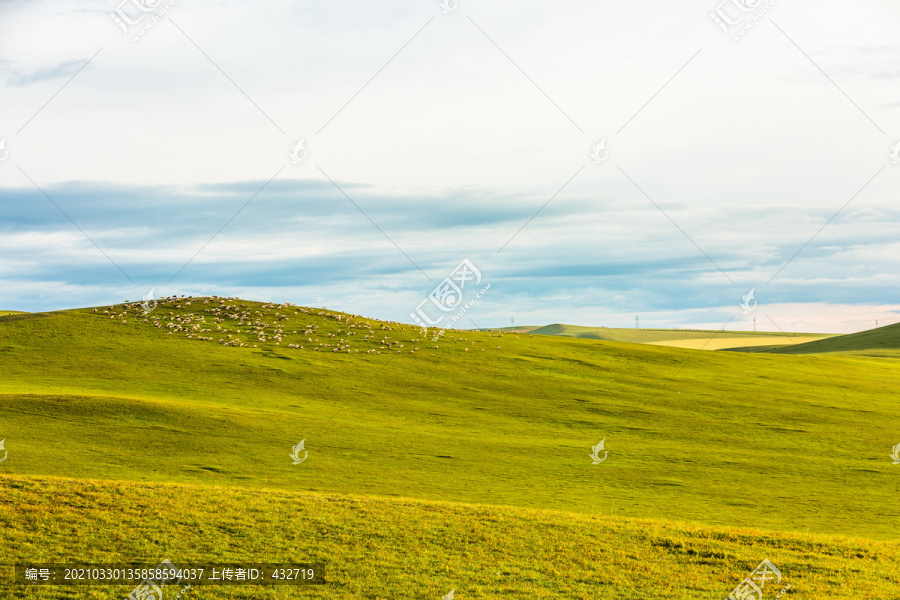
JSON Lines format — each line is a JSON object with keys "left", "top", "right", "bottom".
{"left": 1, "top": 0, "right": 898, "bottom": 333}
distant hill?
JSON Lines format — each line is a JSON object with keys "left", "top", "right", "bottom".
{"left": 764, "top": 321, "right": 900, "bottom": 356}
{"left": 526, "top": 323, "right": 829, "bottom": 345}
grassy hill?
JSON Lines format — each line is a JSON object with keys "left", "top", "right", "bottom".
{"left": 1, "top": 297, "right": 898, "bottom": 597}
{"left": 769, "top": 322, "right": 900, "bottom": 356}
{"left": 724, "top": 322, "right": 900, "bottom": 357}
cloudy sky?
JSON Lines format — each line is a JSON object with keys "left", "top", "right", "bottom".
{"left": 1, "top": 0, "right": 898, "bottom": 333}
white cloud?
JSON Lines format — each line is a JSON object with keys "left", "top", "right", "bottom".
{"left": 1, "top": 0, "right": 898, "bottom": 332}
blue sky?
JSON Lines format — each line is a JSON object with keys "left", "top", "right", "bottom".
{"left": 1, "top": 0, "right": 898, "bottom": 332}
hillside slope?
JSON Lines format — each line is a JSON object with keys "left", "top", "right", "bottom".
{"left": 1, "top": 297, "right": 897, "bottom": 542}
{"left": 770, "top": 322, "right": 900, "bottom": 356}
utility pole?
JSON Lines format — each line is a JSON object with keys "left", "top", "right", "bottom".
{"left": 753, "top": 317, "right": 756, "bottom": 332}
{"left": 636, "top": 315, "right": 639, "bottom": 329}
{"left": 511, "top": 317, "right": 515, "bottom": 330}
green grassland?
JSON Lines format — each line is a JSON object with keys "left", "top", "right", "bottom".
{"left": 1, "top": 475, "right": 897, "bottom": 600}
{"left": 1, "top": 297, "right": 898, "bottom": 598}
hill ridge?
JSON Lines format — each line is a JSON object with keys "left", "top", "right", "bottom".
{"left": 770, "top": 321, "right": 900, "bottom": 355}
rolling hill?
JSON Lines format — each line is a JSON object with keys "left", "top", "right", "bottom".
{"left": 0, "top": 297, "right": 898, "bottom": 598}
{"left": 722, "top": 322, "right": 900, "bottom": 356}
{"left": 769, "top": 321, "right": 900, "bottom": 356}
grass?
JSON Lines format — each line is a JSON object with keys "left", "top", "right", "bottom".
{"left": 0, "top": 297, "right": 898, "bottom": 598}
{"left": 1, "top": 475, "right": 897, "bottom": 599}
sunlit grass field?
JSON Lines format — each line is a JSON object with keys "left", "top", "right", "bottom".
{"left": 1, "top": 298, "right": 898, "bottom": 598}
{"left": 1, "top": 475, "right": 897, "bottom": 599}
{"left": 648, "top": 336, "right": 827, "bottom": 350}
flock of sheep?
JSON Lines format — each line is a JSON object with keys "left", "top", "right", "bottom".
{"left": 92, "top": 295, "right": 520, "bottom": 357}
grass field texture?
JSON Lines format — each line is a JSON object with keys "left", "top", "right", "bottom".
{"left": 1, "top": 475, "right": 897, "bottom": 599}
{"left": 1, "top": 298, "right": 898, "bottom": 598}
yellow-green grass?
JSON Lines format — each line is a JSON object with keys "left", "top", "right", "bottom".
{"left": 1, "top": 298, "right": 898, "bottom": 535}
{"left": 649, "top": 337, "right": 828, "bottom": 350}
{"left": 1, "top": 475, "right": 897, "bottom": 599}
{"left": 0, "top": 310, "right": 27, "bottom": 316}
{"left": 528, "top": 323, "right": 833, "bottom": 344}
{"left": 1, "top": 297, "right": 899, "bottom": 597}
